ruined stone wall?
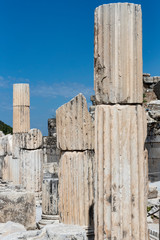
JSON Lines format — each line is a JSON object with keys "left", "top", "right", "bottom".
{"left": 56, "top": 93, "right": 94, "bottom": 238}
{"left": 143, "top": 73, "right": 160, "bottom": 182}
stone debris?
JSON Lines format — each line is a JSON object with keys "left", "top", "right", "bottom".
{"left": 0, "top": 223, "right": 87, "bottom": 240}
{"left": 0, "top": 221, "right": 26, "bottom": 238}
{"left": 0, "top": 180, "right": 36, "bottom": 229}
{"left": 148, "top": 224, "right": 159, "bottom": 240}
{"left": 56, "top": 93, "right": 94, "bottom": 151}
{"left": 94, "top": 3, "right": 143, "bottom": 104}
{"left": 148, "top": 186, "right": 158, "bottom": 199}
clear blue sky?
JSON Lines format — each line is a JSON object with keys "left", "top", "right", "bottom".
{"left": 0, "top": 0, "right": 159, "bottom": 135}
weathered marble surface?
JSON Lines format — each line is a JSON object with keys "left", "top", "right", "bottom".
{"left": 0, "top": 181, "right": 36, "bottom": 229}
{"left": 13, "top": 84, "right": 30, "bottom": 133}
{"left": 94, "top": 3, "right": 143, "bottom": 104}
{"left": 56, "top": 93, "right": 94, "bottom": 151}
{"left": 94, "top": 104, "right": 148, "bottom": 240}
{"left": 59, "top": 151, "right": 94, "bottom": 229}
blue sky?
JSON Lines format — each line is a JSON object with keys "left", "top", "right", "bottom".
{"left": 0, "top": 0, "right": 159, "bottom": 135}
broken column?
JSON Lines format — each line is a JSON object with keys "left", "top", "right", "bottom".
{"left": 94, "top": 3, "right": 148, "bottom": 240}
{"left": 56, "top": 94, "right": 94, "bottom": 239}
{"left": 12, "top": 84, "right": 43, "bottom": 201}
{"left": 13, "top": 84, "right": 30, "bottom": 133}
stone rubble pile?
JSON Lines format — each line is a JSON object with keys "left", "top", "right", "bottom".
{"left": 0, "top": 222, "right": 86, "bottom": 240}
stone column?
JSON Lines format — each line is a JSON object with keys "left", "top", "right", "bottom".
{"left": 13, "top": 84, "right": 30, "bottom": 133}
{"left": 94, "top": 3, "right": 148, "bottom": 240}
{"left": 56, "top": 94, "right": 94, "bottom": 239}
{"left": 94, "top": 3, "right": 142, "bottom": 104}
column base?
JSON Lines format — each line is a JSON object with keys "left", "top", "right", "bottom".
{"left": 38, "top": 214, "right": 59, "bottom": 229}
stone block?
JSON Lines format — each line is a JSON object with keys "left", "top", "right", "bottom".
{"left": 148, "top": 186, "right": 158, "bottom": 199}
{"left": 43, "top": 162, "right": 59, "bottom": 175}
{"left": 12, "top": 129, "right": 42, "bottom": 158}
{"left": 43, "top": 136, "right": 60, "bottom": 164}
{"left": 94, "top": 3, "right": 142, "bottom": 104}
{"left": 0, "top": 134, "right": 12, "bottom": 157}
{"left": 13, "top": 106, "right": 30, "bottom": 133}
{"left": 94, "top": 104, "right": 147, "bottom": 240}
{"left": 13, "top": 84, "right": 30, "bottom": 106}
{"left": 143, "top": 77, "right": 154, "bottom": 84}
{"left": 0, "top": 181, "right": 35, "bottom": 229}
{"left": 2, "top": 156, "right": 20, "bottom": 185}
{"left": 56, "top": 93, "right": 94, "bottom": 150}
{"left": 59, "top": 151, "right": 94, "bottom": 229}
{"left": 154, "top": 81, "right": 160, "bottom": 100}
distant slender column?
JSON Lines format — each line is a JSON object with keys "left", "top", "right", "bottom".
{"left": 13, "top": 84, "right": 30, "bottom": 133}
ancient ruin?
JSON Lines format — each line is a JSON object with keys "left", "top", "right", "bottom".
{"left": 1, "top": 2, "right": 160, "bottom": 240}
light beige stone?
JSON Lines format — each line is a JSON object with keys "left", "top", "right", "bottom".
{"left": 12, "top": 129, "right": 42, "bottom": 155}
{"left": 94, "top": 104, "right": 148, "bottom": 240}
{"left": 0, "top": 182, "right": 35, "bottom": 229}
{"left": 59, "top": 151, "right": 94, "bottom": 229}
{"left": 13, "top": 106, "right": 30, "bottom": 133}
{"left": 94, "top": 3, "right": 143, "bottom": 104}
{"left": 0, "top": 134, "right": 12, "bottom": 157}
{"left": 56, "top": 93, "right": 94, "bottom": 150}
{"left": 2, "top": 156, "right": 20, "bottom": 185}
{"left": 13, "top": 84, "right": 30, "bottom": 133}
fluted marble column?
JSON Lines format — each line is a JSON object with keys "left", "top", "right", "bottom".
{"left": 94, "top": 3, "right": 142, "bottom": 104}
{"left": 13, "top": 84, "right": 30, "bottom": 133}
{"left": 94, "top": 3, "right": 148, "bottom": 240}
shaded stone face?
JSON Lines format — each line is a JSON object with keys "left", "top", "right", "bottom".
{"left": 42, "top": 178, "right": 59, "bottom": 215}
{"left": 48, "top": 118, "right": 56, "bottom": 136}
{"left": 94, "top": 3, "right": 143, "bottom": 104}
